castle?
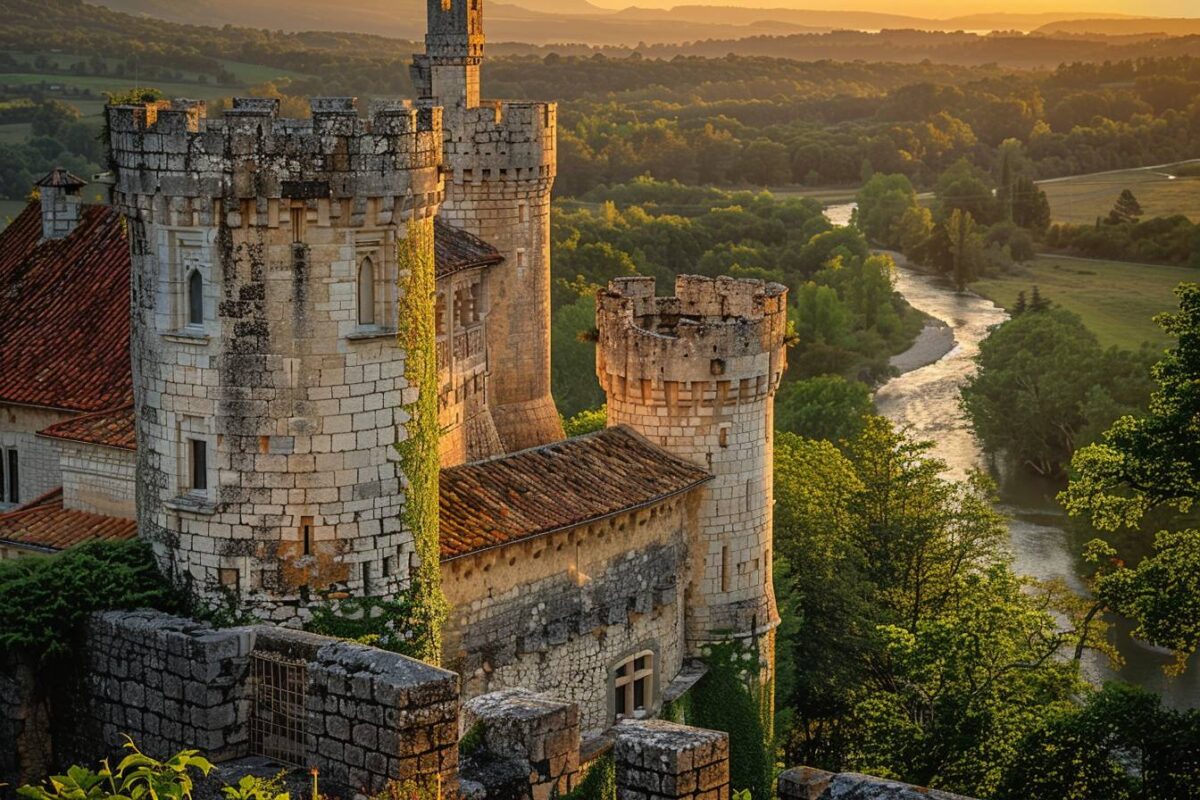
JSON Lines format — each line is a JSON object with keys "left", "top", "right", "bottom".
{"left": 0, "top": 0, "right": 785, "bottom": 739}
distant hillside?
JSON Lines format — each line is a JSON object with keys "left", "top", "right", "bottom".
{"left": 86, "top": 0, "right": 1142, "bottom": 45}
{"left": 1037, "top": 18, "right": 1200, "bottom": 37}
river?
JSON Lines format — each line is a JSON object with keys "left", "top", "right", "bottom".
{"left": 825, "top": 202, "right": 1199, "bottom": 708}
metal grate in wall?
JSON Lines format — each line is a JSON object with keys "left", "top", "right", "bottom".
{"left": 249, "top": 652, "right": 309, "bottom": 767}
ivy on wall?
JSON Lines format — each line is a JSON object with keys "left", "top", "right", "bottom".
{"left": 691, "top": 639, "right": 774, "bottom": 800}
{"left": 393, "top": 215, "right": 448, "bottom": 664}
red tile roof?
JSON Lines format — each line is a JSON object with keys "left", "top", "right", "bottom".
{"left": 435, "top": 220, "right": 503, "bottom": 279}
{"left": 38, "top": 405, "right": 136, "bottom": 450}
{"left": 438, "top": 427, "right": 711, "bottom": 560}
{"left": 0, "top": 202, "right": 132, "bottom": 412}
{"left": 0, "top": 489, "right": 137, "bottom": 553}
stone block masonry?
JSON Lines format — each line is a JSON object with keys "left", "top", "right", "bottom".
{"left": 614, "top": 719, "right": 730, "bottom": 800}
{"left": 107, "top": 97, "right": 445, "bottom": 622}
{"left": 74, "top": 611, "right": 458, "bottom": 795}
{"left": 83, "top": 610, "right": 254, "bottom": 761}
{"left": 459, "top": 689, "right": 580, "bottom": 800}
{"left": 778, "top": 768, "right": 980, "bottom": 800}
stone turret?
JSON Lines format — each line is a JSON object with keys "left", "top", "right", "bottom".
{"left": 107, "top": 97, "right": 444, "bottom": 622}
{"left": 596, "top": 276, "right": 788, "bottom": 668}
{"left": 414, "top": 0, "right": 563, "bottom": 452}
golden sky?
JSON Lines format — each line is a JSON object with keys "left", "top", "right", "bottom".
{"left": 587, "top": 0, "right": 1195, "bottom": 16}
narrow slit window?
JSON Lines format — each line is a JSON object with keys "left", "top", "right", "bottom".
{"left": 357, "top": 257, "right": 376, "bottom": 327}
{"left": 189, "top": 439, "right": 207, "bottom": 493}
{"left": 187, "top": 268, "right": 204, "bottom": 327}
{"left": 290, "top": 206, "right": 306, "bottom": 243}
{"left": 362, "top": 561, "right": 372, "bottom": 595}
{"left": 721, "top": 545, "right": 731, "bottom": 592}
{"left": 0, "top": 448, "right": 6, "bottom": 503}
{"left": 301, "top": 516, "right": 314, "bottom": 556}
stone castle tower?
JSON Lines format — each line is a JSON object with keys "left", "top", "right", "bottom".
{"left": 107, "top": 97, "right": 444, "bottom": 621}
{"left": 412, "top": 0, "right": 563, "bottom": 451}
{"left": 596, "top": 276, "right": 788, "bottom": 667}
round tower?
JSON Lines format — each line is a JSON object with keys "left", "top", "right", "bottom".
{"left": 107, "top": 97, "right": 445, "bottom": 623}
{"left": 413, "top": 0, "right": 563, "bottom": 452}
{"left": 596, "top": 275, "right": 788, "bottom": 664}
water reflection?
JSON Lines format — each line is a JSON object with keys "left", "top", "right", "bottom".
{"left": 875, "top": 264, "right": 1199, "bottom": 708}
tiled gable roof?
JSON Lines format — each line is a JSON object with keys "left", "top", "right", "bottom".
{"left": 0, "top": 202, "right": 133, "bottom": 412}
{"left": 435, "top": 219, "right": 503, "bottom": 279}
{"left": 438, "top": 427, "right": 711, "bottom": 560}
{"left": 0, "top": 489, "right": 137, "bottom": 552}
{"left": 38, "top": 405, "right": 136, "bottom": 450}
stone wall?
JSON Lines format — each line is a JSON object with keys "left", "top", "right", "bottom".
{"left": 459, "top": 689, "right": 580, "bottom": 800}
{"left": 778, "top": 768, "right": 979, "bottom": 800}
{"left": 0, "top": 404, "right": 74, "bottom": 510}
{"left": 83, "top": 610, "right": 254, "bottom": 761}
{"left": 71, "top": 611, "right": 458, "bottom": 795}
{"left": 441, "top": 494, "right": 696, "bottom": 735}
{"left": 596, "top": 276, "right": 788, "bottom": 667}
{"left": 0, "top": 652, "right": 51, "bottom": 789}
{"left": 613, "top": 719, "right": 730, "bottom": 800}
{"left": 108, "top": 97, "right": 444, "bottom": 620}
{"left": 57, "top": 440, "right": 137, "bottom": 518}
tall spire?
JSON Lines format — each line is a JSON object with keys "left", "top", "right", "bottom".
{"left": 412, "top": 0, "right": 485, "bottom": 109}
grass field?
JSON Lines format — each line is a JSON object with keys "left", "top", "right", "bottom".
{"left": 972, "top": 255, "right": 1196, "bottom": 349}
{"left": 1040, "top": 163, "right": 1200, "bottom": 226}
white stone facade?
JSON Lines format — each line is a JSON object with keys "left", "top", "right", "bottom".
{"left": 107, "top": 97, "right": 444, "bottom": 621}
{"left": 0, "top": 405, "right": 74, "bottom": 511}
{"left": 596, "top": 276, "right": 789, "bottom": 660}
{"left": 57, "top": 441, "right": 136, "bottom": 519}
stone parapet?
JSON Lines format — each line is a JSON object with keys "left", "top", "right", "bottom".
{"left": 439, "top": 101, "right": 557, "bottom": 183}
{"left": 614, "top": 719, "right": 730, "bottom": 800}
{"left": 459, "top": 688, "right": 581, "bottom": 799}
{"left": 778, "top": 768, "right": 980, "bottom": 800}
{"left": 107, "top": 97, "right": 443, "bottom": 213}
{"left": 596, "top": 275, "right": 788, "bottom": 403}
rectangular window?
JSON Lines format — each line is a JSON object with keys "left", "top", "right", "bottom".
{"left": 362, "top": 561, "right": 372, "bottom": 595}
{"left": 614, "top": 651, "right": 654, "bottom": 721}
{"left": 518, "top": 202, "right": 528, "bottom": 224}
{"left": 189, "top": 439, "right": 207, "bottom": 493}
{"left": 7, "top": 449, "right": 18, "bottom": 505}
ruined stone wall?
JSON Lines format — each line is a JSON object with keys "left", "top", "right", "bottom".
{"left": 82, "top": 610, "right": 254, "bottom": 761}
{"left": 436, "top": 101, "right": 561, "bottom": 452}
{"left": 440, "top": 494, "right": 696, "bottom": 735}
{"left": 108, "top": 98, "right": 444, "bottom": 622}
{"left": 57, "top": 441, "right": 136, "bottom": 518}
{"left": 72, "top": 612, "right": 458, "bottom": 794}
{"left": 0, "top": 405, "right": 74, "bottom": 509}
{"left": 596, "top": 276, "right": 788, "bottom": 663}
{"left": 614, "top": 719, "right": 730, "bottom": 800}
{"left": 778, "top": 768, "right": 979, "bottom": 800}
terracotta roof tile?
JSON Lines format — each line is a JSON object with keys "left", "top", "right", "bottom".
{"left": 35, "top": 168, "right": 88, "bottom": 189}
{"left": 0, "top": 489, "right": 137, "bottom": 552}
{"left": 435, "top": 219, "right": 503, "bottom": 279}
{"left": 439, "top": 427, "right": 711, "bottom": 560}
{"left": 38, "top": 405, "right": 136, "bottom": 450}
{"left": 0, "top": 202, "right": 132, "bottom": 412}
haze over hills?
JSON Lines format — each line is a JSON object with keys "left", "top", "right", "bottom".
{"left": 88, "top": 0, "right": 1155, "bottom": 44}
{"left": 1036, "top": 17, "right": 1200, "bottom": 35}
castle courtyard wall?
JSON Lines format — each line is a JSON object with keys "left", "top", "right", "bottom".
{"left": 440, "top": 494, "right": 698, "bottom": 735}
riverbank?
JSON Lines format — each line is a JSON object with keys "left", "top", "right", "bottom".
{"left": 890, "top": 319, "right": 955, "bottom": 375}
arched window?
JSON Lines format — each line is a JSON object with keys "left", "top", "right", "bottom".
{"left": 187, "top": 268, "right": 204, "bottom": 327}
{"left": 357, "top": 257, "right": 376, "bottom": 327}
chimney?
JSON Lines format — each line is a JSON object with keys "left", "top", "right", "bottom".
{"left": 35, "top": 168, "right": 88, "bottom": 240}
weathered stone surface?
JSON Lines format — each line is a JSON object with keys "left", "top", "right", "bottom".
{"left": 614, "top": 719, "right": 729, "bottom": 800}
{"left": 778, "top": 768, "right": 979, "bottom": 800}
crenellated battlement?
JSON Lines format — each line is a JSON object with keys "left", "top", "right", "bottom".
{"left": 107, "top": 97, "right": 444, "bottom": 215}
{"left": 596, "top": 275, "right": 788, "bottom": 402}
{"left": 437, "top": 100, "right": 557, "bottom": 183}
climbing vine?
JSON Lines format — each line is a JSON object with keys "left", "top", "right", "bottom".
{"left": 393, "top": 215, "right": 448, "bottom": 664}
{"left": 691, "top": 639, "right": 774, "bottom": 800}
